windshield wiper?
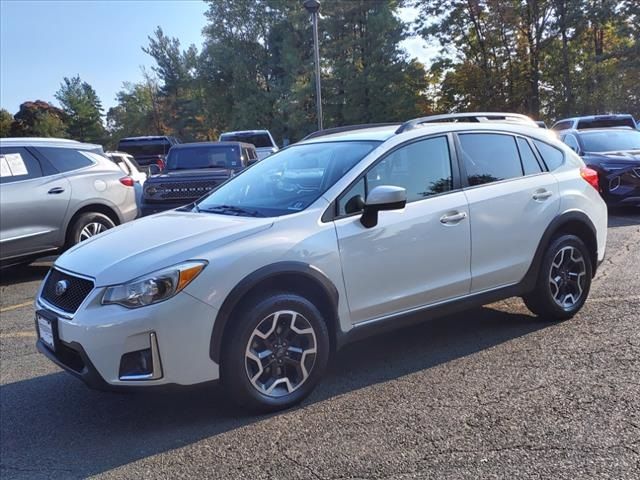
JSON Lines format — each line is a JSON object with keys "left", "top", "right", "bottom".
{"left": 199, "top": 204, "right": 264, "bottom": 217}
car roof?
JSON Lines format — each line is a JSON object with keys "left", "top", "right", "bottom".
{"left": 171, "top": 141, "right": 254, "bottom": 149}
{"left": 118, "top": 136, "right": 174, "bottom": 142}
{"left": 221, "top": 130, "right": 270, "bottom": 135}
{"left": 555, "top": 114, "right": 635, "bottom": 124}
{"left": 0, "top": 137, "right": 102, "bottom": 150}
{"left": 566, "top": 128, "right": 639, "bottom": 135}
{"left": 298, "top": 122, "right": 556, "bottom": 145}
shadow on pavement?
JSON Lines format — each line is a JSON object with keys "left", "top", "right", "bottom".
{"left": 608, "top": 207, "right": 640, "bottom": 228}
{"left": 0, "top": 262, "right": 52, "bottom": 287}
{"left": 0, "top": 305, "right": 550, "bottom": 478}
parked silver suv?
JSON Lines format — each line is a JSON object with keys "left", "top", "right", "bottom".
{"left": 0, "top": 138, "right": 138, "bottom": 266}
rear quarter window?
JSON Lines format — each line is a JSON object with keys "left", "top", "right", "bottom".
{"left": 532, "top": 140, "right": 564, "bottom": 170}
{"left": 36, "top": 147, "right": 95, "bottom": 173}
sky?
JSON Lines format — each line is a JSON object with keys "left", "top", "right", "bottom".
{"left": 0, "top": 0, "right": 437, "bottom": 115}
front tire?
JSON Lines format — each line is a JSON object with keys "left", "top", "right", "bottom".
{"left": 222, "top": 293, "right": 330, "bottom": 413}
{"left": 67, "top": 212, "right": 116, "bottom": 247}
{"left": 523, "top": 234, "right": 592, "bottom": 321}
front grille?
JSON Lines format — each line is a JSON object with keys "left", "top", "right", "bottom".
{"left": 41, "top": 269, "right": 94, "bottom": 314}
{"left": 146, "top": 180, "right": 219, "bottom": 200}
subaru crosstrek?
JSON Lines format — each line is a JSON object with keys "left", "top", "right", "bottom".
{"left": 34, "top": 116, "right": 607, "bottom": 412}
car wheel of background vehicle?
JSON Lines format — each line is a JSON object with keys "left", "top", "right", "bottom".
{"left": 67, "top": 212, "right": 116, "bottom": 247}
{"left": 523, "top": 234, "right": 592, "bottom": 321}
{"left": 222, "top": 293, "right": 330, "bottom": 413}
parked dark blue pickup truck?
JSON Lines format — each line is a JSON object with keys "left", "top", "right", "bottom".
{"left": 140, "top": 142, "right": 257, "bottom": 216}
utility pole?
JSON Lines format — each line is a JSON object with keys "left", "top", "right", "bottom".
{"left": 303, "top": 0, "right": 323, "bottom": 131}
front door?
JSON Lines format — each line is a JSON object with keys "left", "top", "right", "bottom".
{"left": 333, "top": 135, "right": 471, "bottom": 324}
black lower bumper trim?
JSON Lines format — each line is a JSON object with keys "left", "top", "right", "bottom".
{"left": 36, "top": 339, "right": 112, "bottom": 391}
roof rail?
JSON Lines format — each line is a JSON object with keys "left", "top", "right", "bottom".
{"left": 395, "top": 112, "right": 536, "bottom": 134}
{"left": 302, "top": 123, "right": 400, "bottom": 141}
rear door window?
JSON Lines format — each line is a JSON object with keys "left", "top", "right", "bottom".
{"left": 36, "top": 147, "right": 94, "bottom": 173}
{"left": 458, "top": 133, "right": 523, "bottom": 186}
{"left": 0, "top": 147, "right": 43, "bottom": 183}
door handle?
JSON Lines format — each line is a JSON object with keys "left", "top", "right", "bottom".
{"left": 48, "top": 187, "right": 65, "bottom": 194}
{"left": 532, "top": 189, "right": 553, "bottom": 201}
{"left": 440, "top": 211, "right": 467, "bottom": 224}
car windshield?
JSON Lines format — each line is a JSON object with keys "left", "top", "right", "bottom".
{"left": 220, "top": 133, "right": 274, "bottom": 148}
{"left": 166, "top": 145, "right": 242, "bottom": 170}
{"left": 580, "top": 130, "right": 640, "bottom": 152}
{"left": 196, "top": 141, "right": 380, "bottom": 217}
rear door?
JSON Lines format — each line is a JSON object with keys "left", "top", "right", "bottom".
{"left": 0, "top": 146, "right": 71, "bottom": 258}
{"left": 456, "top": 132, "right": 560, "bottom": 292}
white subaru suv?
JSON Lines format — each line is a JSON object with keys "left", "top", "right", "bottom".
{"left": 35, "top": 115, "right": 607, "bottom": 412}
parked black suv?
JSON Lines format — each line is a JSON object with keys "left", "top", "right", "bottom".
{"left": 117, "top": 136, "right": 180, "bottom": 168}
{"left": 140, "top": 142, "right": 255, "bottom": 216}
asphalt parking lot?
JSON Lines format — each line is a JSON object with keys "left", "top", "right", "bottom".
{"left": 1, "top": 208, "right": 639, "bottom": 479}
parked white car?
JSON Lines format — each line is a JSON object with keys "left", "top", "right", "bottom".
{"left": 35, "top": 116, "right": 607, "bottom": 412}
{"left": 106, "top": 151, "right": 147, "bottom": 185}
{"left": 219, "top": 130, "right": 278, "bottom": 160}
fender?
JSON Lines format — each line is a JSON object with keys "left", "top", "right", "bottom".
{"left": 209, "top": 261, "right": 340, "bottom": 364}
{"left": 520, "top": 210, "right": 598, "bottom": 292}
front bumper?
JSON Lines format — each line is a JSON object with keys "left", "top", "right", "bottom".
{"left": 35, "top": 289, "right": 221, "bottom": 389}
{"left": 600, "top": 167, "right": 640, "bottom": 207}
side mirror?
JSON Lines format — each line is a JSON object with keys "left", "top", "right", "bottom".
{"left": 360, "top": 185, "right": 407, "bottom": 228}
{"left": 147, "top": 164, "right": 161, "bottom": 175}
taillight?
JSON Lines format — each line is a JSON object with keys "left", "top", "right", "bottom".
{"left": 156, "top": 157, "right": 165, "bottom": 170}
{"left": 580, "top": 167, "right": 600, "bottom": 191}
{"left": 119, "top": 176, "right": 135, "bottom": 187}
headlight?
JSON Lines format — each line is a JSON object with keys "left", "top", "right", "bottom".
{"left": 102, "top": 261, "right": 207, "bottom": 308}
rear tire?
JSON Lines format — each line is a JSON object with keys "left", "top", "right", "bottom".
{"left": 67, "top": 212, "right": 116, "bottom": 247}
{"left": 523, "top": 234, "right": 592, "bottom": 321}
{"left": 222, "top": 293, "right": 330, "bottom": 413}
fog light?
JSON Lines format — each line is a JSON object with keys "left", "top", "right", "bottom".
{"left": 609, "top": 176, "right": 621, "bottom": 191}
{"left": 119, "top": 348, "right": 152, "bottom": 377}
{"left": 118, "top": 332, "right": 163, "bottom": 380}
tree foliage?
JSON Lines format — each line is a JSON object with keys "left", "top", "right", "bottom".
{"left": 55, "top": 75, "right": 105, "bottom": 143}
{"left": 416, "top": 0, "right": 640, "bottom": 121}
{"left": 0, "top": 109, "right": 13, "bottom": 137}
{"left": 108, "top": 0, "right": 429, "bottom": 144}
{"left": 7, "top": 100, "right": 67, "bottom": 138}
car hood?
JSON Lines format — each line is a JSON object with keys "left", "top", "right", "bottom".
{"left": 56, "top": 211, "right": 274, "bottom": 286}
{"left": 584, "top": 150, "right": 640, "bottom": 164}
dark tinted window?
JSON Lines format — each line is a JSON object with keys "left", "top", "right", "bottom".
{"left": 0, "top": 147, "right": 43, "bottom": 183}
{"left": 36, "top": 147, "right": 94, "bottom": 173}
{"left": 516, "top": 137, "right": 543, "bottom": 175}
{"left": 219, "top": 133, "right": 274, "bottom": 148}
{"left": 459, "top": 133, "right": 522, "bottom": 186}
{"left": 577, "top": 117, "right": 636, "bottom": 129}
{"left": 338, "top": 136, "right": 452, "bottom": 215}
{"left": 166, "top": 145, "right": 243, "bottom": 171}
{"left": 532, "top": 140, "right": 564, "bottom": 170}
{"left": 118, "top": 138, "right": 172, "bottom": 157}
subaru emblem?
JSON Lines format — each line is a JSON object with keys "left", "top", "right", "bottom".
{"left": 55, "top": 280, "right": 69, "bottom": 296}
